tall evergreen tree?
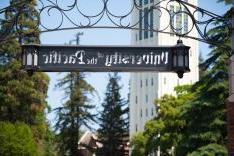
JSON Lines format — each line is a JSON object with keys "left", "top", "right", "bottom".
{"left": 176, "top": 5, "right": 231, "bottom": 154}
{"left": 1, "top": 0, "right": 39, "bottom": 44}
{"left": 0, "top": 1, "right": 54, "bottom": 155}
{"left": 55, "top": 72, "right": 96, "bottom": 156}
{"left": 198, "top": 53, "right": 207, "bottom": 79}
{"left": 0, "top": 0, "right": 48, "bottom": 124}
{"left": 97, "top": 73, "right": 129, "bottom": 156}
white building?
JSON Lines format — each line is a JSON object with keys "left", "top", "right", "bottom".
{"left": 129, "top": 0, "right": 199, "bottom": 140}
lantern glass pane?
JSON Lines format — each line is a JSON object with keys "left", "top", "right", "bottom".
{"left": 27, "top": 53, "right": 32, "bottom": 65}
{"left": 22, "top": 52, "right": 26, "bottom": 65}
{"left": 185, "top": 54, "right": 189, "bottom": 67}
{"left": 34, "top": 53, "right": 38, "bottom": 66}
{"left": 173, "top": 54, "right": 177, "bottom": 67}
{"left": 178, "top": 55, "right": 184, "bottom": 67}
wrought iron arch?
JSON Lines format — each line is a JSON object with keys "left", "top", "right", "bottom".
{"left": 1, "top": 1, "right": 234, "bottom": 154}
{"left": 0, "top": 0, "right": 231, "bottom": 45}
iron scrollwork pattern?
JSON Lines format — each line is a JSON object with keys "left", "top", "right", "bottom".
{"left": 0, "top": 0, "right": 231, "bottom": 44}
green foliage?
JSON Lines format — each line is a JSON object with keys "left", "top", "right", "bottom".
{"left": 199, "top": 53, "right": 207, "bottom": 79}
{"left": 55, "top": 72, "right": 97, "bottom": 156}
{"left": 131, "top": 82, "right": 227, "bottom": 155}
{"left": 130, "top": 85, "right": 194, "bottom": 155}
{"left": 97, "top": 73, "right": 129, "bottom": 156}
{"left": 0, "top": 0, "right": 50, "bottom": 124}
{"left": 4, "top": 0, "right": 40, "bottom": 44}
{"left": 130, "top": 133, "right": 147, "bottom": 156}
{"left": 176, "top": 6, "right": 231, "bottom": 155}
{"left": 0, "top": 61, "right": 49, "bottom": 125}
{"left": 217, "top": 0, "right": 234, "bottom": 5}
{"left": 44, "top": 126, "right": 57, "bottom": 156}
{"left": 188, "top": 144, "right": 228, "bottom": 156}
{"left": 0, "top": 122, "right": 38, "bottom": 156}
{"left": 0, "top": 0, "right": 54, "bottom": 155}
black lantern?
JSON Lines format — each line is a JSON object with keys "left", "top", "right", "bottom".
{"left": 172, "top": 40, "right": 190, "bottom": 78}
{"left": 22, "top": 45, "right": 39, "bottom": 74}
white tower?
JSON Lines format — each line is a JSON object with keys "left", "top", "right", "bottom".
{"left": 129, "top": 0, "right": 199, "bottom": 140}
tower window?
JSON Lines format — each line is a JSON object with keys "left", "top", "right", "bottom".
{"left": 150, "top": 9, "right": 154, "bottom": 37}
{"left": 176, "top": 6, "right": 182, "bottom": 34}
{"left": 183, "top": 7, "right": 188, "bottom": 33}
{"left": 144, "top": 7, "right": 149, "bottom": 39}
{"left": 170, "top": 5, "right": 175, "bottom": 36}
{"left": 146, "top": 108, "right": 148, "bottom": 117}
{"left": 139, "top": 10, "right": 143, "bottom": 40}
{"left": 136, "top": 96, "right": 138, "bottom": 104}
{"left": 139, "top": 0, "right": 142, "bottom": 6}
{"left": 151, "top": 78, "right": 154, "bottom": 86}
{"left": 144, "top": 0, "right": 148, "bottom": 5}
{"left": 146, "top": 79, "right": 148, "bottom": 86}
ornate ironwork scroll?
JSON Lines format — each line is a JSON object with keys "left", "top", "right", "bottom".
{"left": 0, "top": 0, "right": 231, "bottom": 45}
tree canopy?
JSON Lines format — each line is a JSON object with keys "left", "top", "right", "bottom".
{"left": 0, "top": 122, "right": 38, "bottom": 156}
{"left": 97, "top": 73, "right": 129, "bottom": 156}
{"left": 55, "top": 72, "right": 97, "bottom": 156}
{"left": 0, "top": 0, "right": 54, "bottom": 155}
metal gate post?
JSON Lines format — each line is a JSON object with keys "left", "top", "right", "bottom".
{"left": 228, "top": 6, "right": 234, "bottom": 156}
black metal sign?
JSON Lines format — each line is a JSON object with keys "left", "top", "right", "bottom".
{"left": 22, "top": 44, "right": 187, "bottom": 72}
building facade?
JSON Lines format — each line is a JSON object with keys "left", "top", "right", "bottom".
{"left": 129, "top": 0, "right": 199, "bottom": 140}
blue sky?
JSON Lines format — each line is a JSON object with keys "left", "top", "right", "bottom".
{"left": 0, "top": 0, "right": 230, "bottom": 129}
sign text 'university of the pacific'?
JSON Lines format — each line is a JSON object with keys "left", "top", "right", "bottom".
{"left": 22, "top": 45, "right": 185, "bottom": 72}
